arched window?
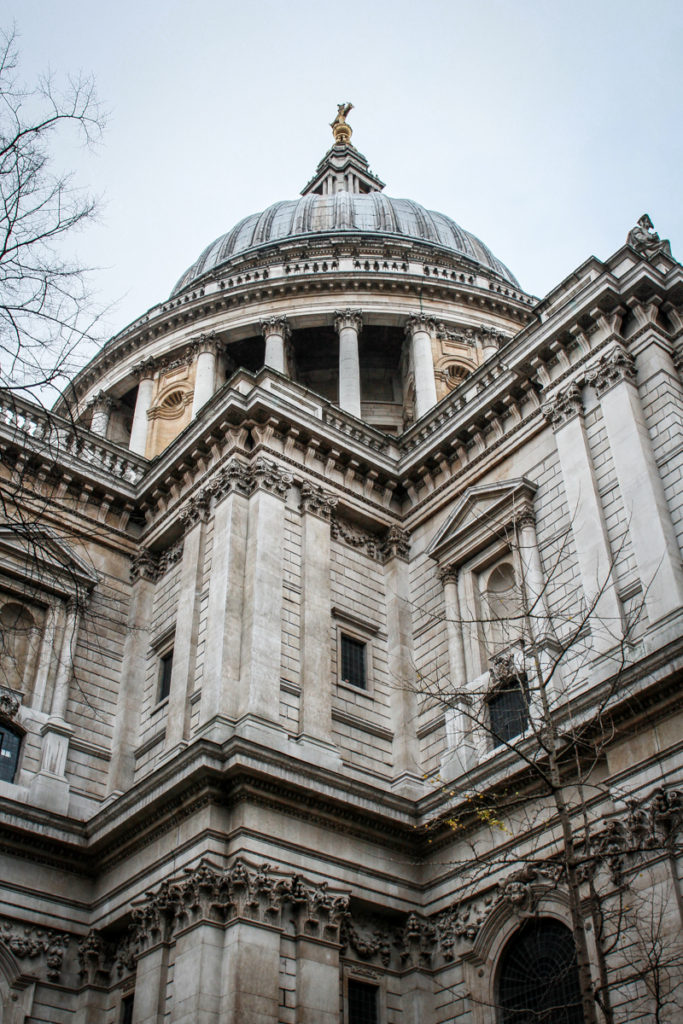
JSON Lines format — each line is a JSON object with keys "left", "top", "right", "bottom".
{"left": 496, "top": 918, "right": 584, "bottom": 1024}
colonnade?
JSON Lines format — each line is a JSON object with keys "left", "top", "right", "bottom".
{"left": 126, "top": 311, "right": 444, "bottom": 455}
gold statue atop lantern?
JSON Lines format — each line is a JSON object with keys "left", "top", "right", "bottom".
{"left": 331, "top": 103, "right": 353, "bottom": 145}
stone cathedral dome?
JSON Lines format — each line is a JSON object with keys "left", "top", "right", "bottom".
{"left": 171, "top": 193, "right": 520, "bottom": 296}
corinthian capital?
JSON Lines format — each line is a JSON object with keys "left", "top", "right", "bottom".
{"left": 299, "top": 481, "right": 338, "bottom": 521}
{"left": 260, "top": 316, "right": 291, "bottom": 340}
{"left": 405, "top": 314, "right": 437, "bottom": 339}
{"left": 333, "top": 309, "right": 363, "bottom": 335}
{"left": 541, "top": 382, "right": 583, "bottom": 430}
{"left": 586, "top": 345, "right": 637, "bottom": 397}
{"left": 189, "top": 330, "right": 223, "bottom": 357}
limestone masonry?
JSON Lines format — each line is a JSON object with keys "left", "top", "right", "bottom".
{"left": 0, "top": 114, "right": 681, "bottom": 1022}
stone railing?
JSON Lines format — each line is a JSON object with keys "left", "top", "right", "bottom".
{"left": 0, "top": 393, "right": 147, "bottom": 487}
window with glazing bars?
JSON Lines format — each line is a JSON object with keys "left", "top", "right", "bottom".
{"left": 348, "top": 979, "right": 378, "bottom": 1024}
{"left": 487, "top": 677, "right": 528, "bottom": 746}
{"left": 341, "top": 634, "right": 366, "bottom": 689}
{"left": 0, "top": 724, "right": 21, "bottom": 783}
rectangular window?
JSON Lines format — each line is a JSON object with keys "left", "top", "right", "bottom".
{"left": 158, "top": 649, "right": 174, "bottom": 703}
{"left": 341, "top": 634, "right": 366, "bottom": 689}
{"left": 0, "top": 726, "right": 21, "bottom": 784}
{"left": 120, "top": 993, "right": 134, "bottom": 1024}
{"left": 487, "top": 677, "right": 528, "bottom": 746}
{"left": 348, "top": 979, "right": 378, "bottom": 1024}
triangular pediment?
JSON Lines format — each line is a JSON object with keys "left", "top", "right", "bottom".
{"left": 0, "top": 523, "right": 99, "bottom": 601}
{"left": 427, "top": 477, "right": 537, "bottom": 568}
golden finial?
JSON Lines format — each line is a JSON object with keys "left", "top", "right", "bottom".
{"left": 331, "top": 103, "right": 353, "bottom": 145}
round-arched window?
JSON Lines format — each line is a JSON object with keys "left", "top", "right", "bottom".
{"left": 496, "top": 918, "right": 584, "bottom": 1023}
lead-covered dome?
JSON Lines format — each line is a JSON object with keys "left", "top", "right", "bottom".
{"left": 171, "top": 192, "right": 520, "bottom": 296}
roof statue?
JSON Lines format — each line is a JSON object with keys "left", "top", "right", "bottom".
{"left": 331, "top": 102, "right": 354, "bottom": 145}
{"left": 627, "top": 213, "right": 671, "bottom": 260}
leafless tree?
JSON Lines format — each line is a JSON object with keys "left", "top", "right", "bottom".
{"left": 0, "top": 24, "right": 105, "bottom": 403}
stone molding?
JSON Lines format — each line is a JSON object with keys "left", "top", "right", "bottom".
{"left": 299, "top": 481, "right": 338, "bottom": 521}
{"left": 541, "top": 381, "right": 583, "bottom": 430}
{"left": 0, "top": 919, "right": 69, "bottom": 981}
{"left": 333, "top": 308, "right": 363, "bottom": 335}
{"left": 585, "top": 344, "right": 637, "bottom": 397}
{"left": 260, "top": 316, "right": 291, "bottom": 341}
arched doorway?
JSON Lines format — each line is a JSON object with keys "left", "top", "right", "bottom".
{"left": 496, "top": 918, "right": 584, "bottom": 1023}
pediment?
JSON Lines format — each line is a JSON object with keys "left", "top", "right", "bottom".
{"left": 427, "top": 477, "right": 537, "bottom": 568}
{"left": 0, "top": 523, "right": 99, "bottom": 601}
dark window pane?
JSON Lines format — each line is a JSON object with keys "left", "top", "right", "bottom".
{"left": 158, "top": 650, "right": 173, "bottom": 702}
{"left": 341, "top": 635, "right": 366, "bottom": 689}
{"left": 488, "top": 678, "right": 528, "bottom": 746}
{"left": 498, "top": 919, "right": 583, "bottom": 1024}
{"left": 348, "top": 979, "right": 378, "bottom": 1024}
{"left": 0, "top": 725, "right": 21, "bottom": 783}
{"left": 120, "top": 993, "right": 135, "bottom": 1024}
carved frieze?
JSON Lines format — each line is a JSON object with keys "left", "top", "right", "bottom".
{"left": 0, "top": 920, "right": 70, "bottom": 980}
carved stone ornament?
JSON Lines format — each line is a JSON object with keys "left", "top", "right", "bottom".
{"left": 130, "top": 540, "right": 185, "bottom": 583}
{"left": 103, "top": 858, "right": 350, "bottom": 974}
{"left": 333, "top": 309, "right": 363, "bottom": 335}
{"left": 541, "top": 382, "right": 583, "bottom": 430}
{"left": 299, "top": 481, "right": 338, "bottom": 521}
{"left": 87, "top": 390, "right": 116, "bottom": 413}
{"left": 437, "top": 565, "right": 459, "bottom": 586}
{"left": 379, "top": 524, "right": 410, "bottom": 561}
{"left": 132, "top": 356, "right": 159, "bottom": 381}
{"left": 586, "top": 345, "right": 637, "bottom": 397}
{"left": 626, "top": 213, "right": 672, "bottom": 261}
{"left": 0, "top": 920, "right": 70, "bottom": 980}
{"left": 489, "top": 647, "right": 524, "bottom": 686}
{"left": 0, "top": 688, "right": 20, "bottom": 720}
{"left": 179, "top": 491, "right": 212, "bottom": 532}
{"left": 405, "top": 313, "right": 437, "bottom": 338}
{"left": 260, "top": 316, "right": 291, "bottom": 341}
{"left": 189, "top": 330, "right": 223, "bottom": 357}
{"left": 250, "top": 457, "right": 293, "bottom": 498}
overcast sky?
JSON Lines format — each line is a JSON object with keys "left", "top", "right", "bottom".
{"left": 6, "top": 0, "right": 683, "bottom": 349}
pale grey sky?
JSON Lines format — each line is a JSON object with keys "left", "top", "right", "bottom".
{"left": 6, "top": 0, "right": 683, "bottom": 348}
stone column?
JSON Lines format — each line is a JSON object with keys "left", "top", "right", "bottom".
{"left": 130, "top": 359, "right": 157, "bottom": 456}
{"left": 405, "top": 315, "right": 438, "bottom": 419}
{"left": 108, "top": 555, "right": 157, "bottom": 794}
{"left": 31, "top": 601, "right": 58, "bottom": 712}
{"left": 191, "top": 333, "right": 221, "bottom": 417}
{"left": 542, "top": 383, "right": 623, "bottom": 652}
{"left": 165, "top": 498, "right": 209, "bottom": 754}
{"left": 261, "top": 316, "right": 290, "bottom": 375}
{"left": 88, "top": 391, "right": 115, "bottom": 437}
{"left": 439, "top": 567, "right": 476, "bottom": 780}
{"left": 238, "top": 459, "right": 292, "bottom": 745}
{"left": 30, "top": 596, "right": 82, "bottom": 813}
{"left": 131, "top": 942, "right": 170, "bottom": 1024}
{"left": 334, "top": 309, "right": 362, "bottom": 417}
{"left": 587, "top": 345, "right": 683, "bottom": 623}
{"left": 198, "top": 464, "right": 251, "bottom": 742}
{"left": 383, "top": 528, "right": 421, "bottom": 791}
{"left": 515, "top": 508, "right": 550, "bottom": 629}
{"left": 297, "top": 483, "right": 341, "bottom": 765}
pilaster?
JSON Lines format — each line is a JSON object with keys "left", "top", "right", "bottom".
{"left": 438, "top": 567, "right": 476, "bottom": 780}
{"left": 586, "top": 344, "right": 683, "bottom": 623}
{"left": 542, "top": 381, "right": 624, "bottom": 652}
